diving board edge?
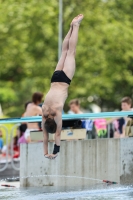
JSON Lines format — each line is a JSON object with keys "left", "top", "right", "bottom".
{"left": 0, "top": 111, "right": 133, "bottom": 124}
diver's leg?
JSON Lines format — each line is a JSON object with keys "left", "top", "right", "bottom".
{"left": 63, "top": 14, "right": 83, "bottom": 79}
{"left": 55, "top": 26, "right": 73, "bottom": 71}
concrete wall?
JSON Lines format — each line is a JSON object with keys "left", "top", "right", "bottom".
{"left": 20, "top": 138, "right": 133, "bottom": 190}
{"left": 120, "top": 138, "right": 133, "bottom": 184}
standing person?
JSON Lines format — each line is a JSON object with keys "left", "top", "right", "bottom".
{"left": 17, "top": 101, "right": 32, "bottom": 144}
{"left": 24, "top": 92, "right": 43, "bottom": 142}
{"left": 22, "top": 101, "right": 32, "bottom": 117}
{"left": 68, "top": 98, "right": 94, "bottom": 138}
{"left": 69, "top": 99, "right": 83, "bottom": 114}
{"left": 114, "top": 97, "right": 132, "bottom": 138}
{"left": 42, "top": 14, "right": 84, "bottom": 159}
{"left": 107, "top": 97, "right": 132, "bottom": 138}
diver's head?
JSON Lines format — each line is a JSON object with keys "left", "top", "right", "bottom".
{"left": 44, "top": 118, "right": 57, "bottom": 133}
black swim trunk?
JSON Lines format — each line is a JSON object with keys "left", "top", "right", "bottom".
{"left": 51, "top": 70, "right": 71, "bottom": 85}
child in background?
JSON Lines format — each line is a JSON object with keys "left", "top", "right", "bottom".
{"left": 113, "top": 97, "right": 132, "bottom": 138}
{"left": 107, "top": 96, "right": 133, "bottom": 138}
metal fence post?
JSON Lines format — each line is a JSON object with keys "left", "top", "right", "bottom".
{"left": 107, "top": 124, "right": 110, "bottom": 138}
{"left": 0, "top": 125, "right": 8, "bottom": 172}
{"left": 10, "top": 124, "right": 20, "bottom": 171}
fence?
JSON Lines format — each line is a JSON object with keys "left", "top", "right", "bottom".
{"left": 0, "top": 124, "right": 20, "bottom": 172}
{"left": 0, "top": 111, "right": 133, "bottom": 172}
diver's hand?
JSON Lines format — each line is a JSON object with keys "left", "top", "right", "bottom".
{"left": 44, "top": 154, "right": 58, "bottom": 159}
{"left": 50, "top": 154, "right": 58, "bottom": 159}
{"left": 44, "top": 154, "right": 51, "bottom": 159}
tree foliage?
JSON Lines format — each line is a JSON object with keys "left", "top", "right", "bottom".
{"left": 0, "top": 0, "right": 133, "bottom": 116}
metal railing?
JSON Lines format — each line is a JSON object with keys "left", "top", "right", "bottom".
{"left": 0, "top": 124, "right": 20, "bottom": 172}
{"left": 0, "top": 111, "right": 133, "bottom": 123}
{"left": 0, "top": 110, "right": 132, "bottom": 172}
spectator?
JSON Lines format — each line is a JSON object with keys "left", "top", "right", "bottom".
{"left": 24, "top": 92, "right": 43, "bottom": 143}
{"left": 22, "top": 101, "right": 32, "bottom": 117}
{"left": 108, "top": 96, "right": 132, "bottom": 138}
{"left": 114, "top": 97, "right": 132, "bottom": 138}
{"left": 69, "top": 99, "right": 83, "bottom": 114}
{"left": 121, "top": 97, "right": 132, "bottom": 111}
{"left": 12, "top": 134, "right": 20, "bottom": 159}
{"left": 18, "top": 124, "right": 27, "bottom": 144}
{"left": 17, "top": 101, "right": 31, "bottom": 145}
{"left": 0, "top": 130, "right": 3, "bottom": 153}
{"left": 68, "top": 99, "right": 94, "bottom": 138}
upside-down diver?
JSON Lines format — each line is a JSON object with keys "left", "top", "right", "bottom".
{"left": 42, "top": 14, "right": 84, "bottom": 159}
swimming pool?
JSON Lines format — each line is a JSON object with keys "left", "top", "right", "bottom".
{"left": 0, "top": 186, "right": 133, "bottom": 200}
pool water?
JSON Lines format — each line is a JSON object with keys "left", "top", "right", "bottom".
{"left": 0, "top": 186, "right": 133, "bottom": 200}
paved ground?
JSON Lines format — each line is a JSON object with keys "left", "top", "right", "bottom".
{"left": 0, "top": 162, "right": 20, "bottom": 179}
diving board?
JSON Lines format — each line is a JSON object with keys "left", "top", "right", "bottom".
{"left": 0, "top": 111, "right": 133, "bottom": 124}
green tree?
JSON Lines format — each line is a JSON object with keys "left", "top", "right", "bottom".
{"left": 0, "top": 0, "right": 133, "bottom": 116}
{"left": 0, "top": 0, "right": 58, "bottom": 116}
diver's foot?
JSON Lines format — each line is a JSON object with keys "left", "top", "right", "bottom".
{"left": 71, "top": 14, "right": 84, "bottom": 26}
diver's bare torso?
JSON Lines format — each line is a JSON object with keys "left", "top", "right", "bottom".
{"left": 42, "top": 82, "right": 69, "bottom": 115}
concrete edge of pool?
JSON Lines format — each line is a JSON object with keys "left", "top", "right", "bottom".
{"left": 20, "top": 138, "right": 133, "bottom": 191}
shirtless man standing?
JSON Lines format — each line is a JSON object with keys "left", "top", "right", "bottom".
{"left": 24, "top": 92, "right": 43, "bottom": 142}
{"left": 42, "top": 14, "right": 84, "bottom": 159}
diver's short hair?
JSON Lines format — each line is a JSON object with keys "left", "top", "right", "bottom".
{"left": 44, "top": 118, "right": 57, "bottom": 133}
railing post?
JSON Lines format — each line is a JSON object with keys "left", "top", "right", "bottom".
{"left": 10, "top": 124, "right": 20, "bottom": 171}
{"left": 107, "top": 124, "right": 110, "bottom": 138}
{"left": 0, "top": 125, "right": 8, "bottom": 172}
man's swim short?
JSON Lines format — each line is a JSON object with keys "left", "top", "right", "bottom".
{"left": 51, "top": 70, "right": 71, "bottom": 85}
